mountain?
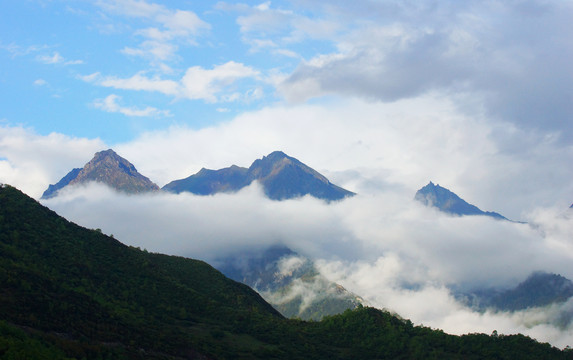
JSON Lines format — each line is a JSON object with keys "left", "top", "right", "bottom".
{"left": 216, "top": 245, "right": 364, "bottom": 320}
{"left": 42, "top": 149, "right": 159, "bottom": 198}
{"left": 162, "top": 165, "right": 249, "bottom": 195}
{"left": 459, "top": 272, "right": 573, "bottom": 312}
{"left": 415, "top": 181, "right": 507, "bottom": 220}
{"left": 163, "top": 151, "right": 355, "bottom": 201}
{"left": 1, "top": 183, "right": 570, "bottom": 359}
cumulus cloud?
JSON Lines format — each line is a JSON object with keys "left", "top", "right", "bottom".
{"left": 95, "top": 0, "right": 210, "bottom": 63}
{"left": 0, "top": 126, "right": 105, "bottom": 198}
{"left": 93, "top": 94, "right": 171, "bottom": 117}
{"left": 216, "top": 1, "right": 341, "bottom": 55}
{"left": 80, "top": 61, "right": 260, "bottom": 103}
{"left": 278, "top": 1, "right": 573, "bottom": 139}
{"left": 180, "top": 61, "right": 260, "bottom": 102}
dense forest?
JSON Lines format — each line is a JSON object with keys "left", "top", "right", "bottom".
{"left": 0, "top": 184, "right": 571, "bottom": 359}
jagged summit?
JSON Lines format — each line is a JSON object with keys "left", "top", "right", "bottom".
{"left": 415, "top": 181, "right": 507, "bottom": 220}
{"left": 163, "top": 151, "right": 355, "bottom": 201}
{"left": 42, "top": 149, "right": 159, "bottom": 199}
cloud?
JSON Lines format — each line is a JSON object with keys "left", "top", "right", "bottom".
{"left": 0, "top": 43, "right": 47, "bottom": 57}
{"left": 36, "top": 51, "right": 83, "bottom": 65}
{"left": 180, "top": 61, "right": 260, "bottom": 102}
{"left": 81, "top": 61, "right": 260, "bottom": 103}
{"left": 95, "top": 0, "right": 210, "bottom": 63}
{"left": 216, "top": 1, "right": 340, "bottom": 54}
{"left": 277, "top": 1, "right": 573, "bottom": 139}
{"left": 93, "top": 94, "right": 171, "bottom": 117}
{"left": 97, "top": 72, "right": 180, "bottom": 95}
{"left": 0, "top": 126, "right": 105, "bottom": 198}
{"left": 33, "top": 79, "right": 47, "bottom": 86}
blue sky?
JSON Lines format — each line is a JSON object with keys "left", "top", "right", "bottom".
{"left": 1, "top": 0, "right": 347, "bottom": 143}
{"left": 2, "top": 0, "right": 573, "bottom": 347}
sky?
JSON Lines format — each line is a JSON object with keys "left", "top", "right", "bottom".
{"left": 1, "top": 0, "right": 573, "bottom": 349}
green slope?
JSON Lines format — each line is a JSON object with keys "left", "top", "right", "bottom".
{"left": 0, "top": 184, "right": 571, "bottom": 359}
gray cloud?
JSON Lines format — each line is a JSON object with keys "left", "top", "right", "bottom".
{"left": 280, "top": 1, "right": 573, "bottom": 139}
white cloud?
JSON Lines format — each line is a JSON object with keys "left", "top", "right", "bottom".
{"left": 33, "top": 79, "right": 47, "bottom": 86}
{"left": 0, "top": 126, "right": 105, "bottom": 198}
{"left": 84, "top": 72, "right": 180, "bottom": 96}
{"left": 95, "top": 0, "right": 210, "bottom": 63}
{"left": 81, "top": 61, "right": 260, "bottom": 103}
{"left": 218, "top": 1, "right": 339, "bottom": 54}
{"left": 37, "top": 52, "right": 64, "bottom": 64}
{"left": 180, "top": 61, "right": 260, "bottom": 102}
{"left": 36, "top": 51, "right": 83, "bottom": 65}
{"left": 93, "top": 94, "right": 171, "bottom": 117}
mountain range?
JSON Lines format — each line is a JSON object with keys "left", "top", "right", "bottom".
{"left": 163, "top": 150, "right": 355, "bottom": 201}
{"left": 415, "top": 181, "right": 508, "bottom": 220}
{"left": 1, "top": 183, "right": 570, "bottom": 359}
{"left": 43, "top": 150, "right": 354, "bottom": 202}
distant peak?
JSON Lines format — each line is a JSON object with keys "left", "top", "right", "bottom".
{"left": 98, "top": 149, "right": 116, "bottom": 155}
{"left": 264, "top": 151, "right": 290, "bottom": 161}
{"left": 415, "top": 182, "right": 508, "bottom": 220}
{"left": 94, "top": 149, "right": 118, "bottom": 158}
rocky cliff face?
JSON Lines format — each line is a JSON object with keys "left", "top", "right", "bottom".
{"left": 42, "top": 149, "right": 159, "bottom": 198}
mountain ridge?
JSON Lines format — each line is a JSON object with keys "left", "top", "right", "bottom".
{"left": 163, "top": 150, "right": 355, "bottom": 201}
{"left": 458, "top": 272, "right": 573, "bottom": 313}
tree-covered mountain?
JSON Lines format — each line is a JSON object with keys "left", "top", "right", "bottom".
{"left": 459, "top": 272, "right": 573, "bottom": 313}
{"left": 42, "top": 149, "right": 159, "bottom": 199}
{"left": 163, "top": 151, "right": 355, "bottom": 201}
{"left": 216, "top": 245, "right": 364, "bottom": 320}
{"left": 1, "top": 184, "right": 571, "bottom": 359}
{"left": 415, "top": 181, "right": 508, "bottom": 220}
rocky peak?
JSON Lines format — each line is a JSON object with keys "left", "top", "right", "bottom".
{"left": 415, "top": 181, "right": 507, "bottom": 220}
{"left": 42, "top": 149, "right": 159, "bottom": 199}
